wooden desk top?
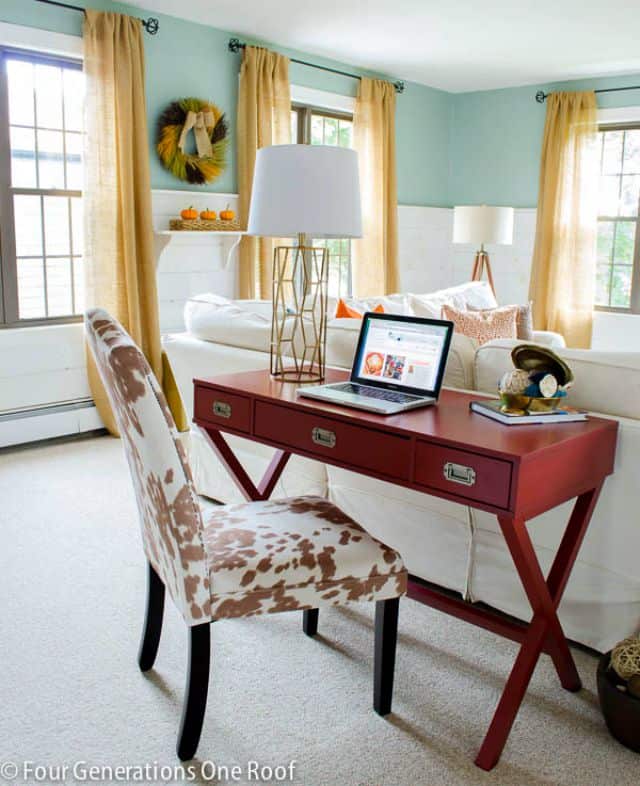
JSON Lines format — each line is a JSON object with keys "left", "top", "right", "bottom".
{"left": 195, "top": 368, "right": 618, "bottom": 465}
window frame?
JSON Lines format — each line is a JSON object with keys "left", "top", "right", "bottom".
{"left": 595, "top": 121, "right": 640, "bottom": 315}
{"left": 0, "top": 46, "right": 83, "bottom": 329}
{"left": 292, "top": 102, "right": 354, "bottom": 297}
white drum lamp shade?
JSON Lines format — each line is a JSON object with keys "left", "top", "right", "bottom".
{"left": 247, "top": 144, "right": 362, "bottom": 238}
{"left": 452, "top": 205, "right": 514, "bottom": 246}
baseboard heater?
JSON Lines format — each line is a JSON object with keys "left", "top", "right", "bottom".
{"left": 0, "top": 399, "right": 105, "bottom": 448}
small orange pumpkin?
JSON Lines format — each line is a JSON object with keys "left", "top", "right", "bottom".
{"left": 219, "top": 204, "right": 235, "bottom": 221}
{"left": 180, "top": 206, "right": 198, "bottom": 220}
{"left": 200, "top": 208, "right": 217, "bottom": 220}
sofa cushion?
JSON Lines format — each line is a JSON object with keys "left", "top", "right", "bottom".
{"left": 475, "top": 339, "right": 640, "bottom": 419}
{"left": 410, "top": 281, "right": 498, "bottom": 318}
{"left": 184, "top": 294, "right": 272, "bottom": 352}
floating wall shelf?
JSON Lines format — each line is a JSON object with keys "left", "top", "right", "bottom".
{"left": 154, "top": 230, "right": 246, "bottom": 270}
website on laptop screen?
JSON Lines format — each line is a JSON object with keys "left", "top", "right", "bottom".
{"left": 354, "top": 318, "right": 450, "bottom": 393}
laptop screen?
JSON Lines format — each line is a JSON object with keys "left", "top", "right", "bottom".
{"left": 351, "top": 313, "right": 454, "bottom": 397}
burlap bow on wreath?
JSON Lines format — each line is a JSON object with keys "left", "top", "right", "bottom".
{"left": 157, "top": 97, "right": 228, "bottom": 184}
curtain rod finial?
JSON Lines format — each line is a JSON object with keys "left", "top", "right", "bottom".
{"left": 394, "top": 80, "right": 405, "bottom": 94}
{"left": 536, "top": 90, "right": 547, "bottom": 103}
{"left": 228, "top": 37, "right": 244, "bottom": 53}
{"left": 143, "top": 18, "right": 159, "bottom": 34}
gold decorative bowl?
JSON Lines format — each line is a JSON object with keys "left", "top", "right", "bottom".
{"left": 499, "top": 393, "right": 564, "bottom": 415}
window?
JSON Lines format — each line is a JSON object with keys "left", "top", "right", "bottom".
{"left": 291, "top": 103, "right": 354, "bottom": 298}
{"left": 596, "top": 124, "right": 640, "bottom": 312}
{"left": 0, "top": 48, "right": 84, "bottom": 326}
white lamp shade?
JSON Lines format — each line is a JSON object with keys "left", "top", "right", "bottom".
{"left": 452, "top": 205, "right": 514, "bottom": 246}
{"left": 247, "top": 144, "right": 362, "bottom": 239}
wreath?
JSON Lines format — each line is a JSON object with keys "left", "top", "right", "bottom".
{"left": 156, "top": 97, "right": 228, "bottom": 185}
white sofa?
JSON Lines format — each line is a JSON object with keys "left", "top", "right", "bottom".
{"left": 164, "top": 282, "right": 640, "bottom": 651}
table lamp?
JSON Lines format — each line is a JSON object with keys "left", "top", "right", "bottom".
{"left": 452, "top": 205, "right": 514, "bottom": 296}
{"left": 248, "top": 144, "right": 362, "bottom": 382}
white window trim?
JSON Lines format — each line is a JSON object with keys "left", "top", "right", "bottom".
{"left": 0, "top": 21, "right": 82, "bottom": 58}
{"left": 291, "top": 84, "right": 355, "bottom": 114}
{"left": 598, "top": 106, "right": 640, "bottom": 125}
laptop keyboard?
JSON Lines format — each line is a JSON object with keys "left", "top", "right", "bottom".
{"left": 332, "top": 382, "right": 422, "bottom": 404}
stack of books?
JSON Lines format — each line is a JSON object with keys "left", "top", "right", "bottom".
{"left": 470, "top": 399, "right": 587, "bottom": 425}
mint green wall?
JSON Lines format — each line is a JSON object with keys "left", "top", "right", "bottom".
{"left": 0, "top": 0, "right": 450, "bottom": 206}
{"left": 449, "top": 74, "right": 640, "bottom": 208}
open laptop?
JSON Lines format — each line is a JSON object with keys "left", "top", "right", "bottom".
{"left": 298, "top": 312, "right": 454, "bottom": 415}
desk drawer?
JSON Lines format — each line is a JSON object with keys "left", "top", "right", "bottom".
{"left": 254, "top": 401, "right": 411, "bottom": 481}
{"left": 194, "top": 386, "right": 252, "bottom": 434}
{"left": 415, "top": 441, "right": 512, "bottom": 508}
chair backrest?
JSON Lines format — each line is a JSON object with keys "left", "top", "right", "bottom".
{"left": 85, "top": 308, "right": 210, "bottom": 625}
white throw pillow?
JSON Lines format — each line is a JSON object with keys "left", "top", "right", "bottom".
{"left": 333, "top": 293, "right": 413, "bottom": 317}
{"left": 410, "top": 281, "right": 498, "bottom": 318}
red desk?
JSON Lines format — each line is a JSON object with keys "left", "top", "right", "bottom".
{"left": 193, "top": 369, "right": 617, "bottom": 770}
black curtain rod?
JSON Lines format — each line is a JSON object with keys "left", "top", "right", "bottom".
{"left": 536, "top": 85, "right": 640, "bottom": 103}
{"left": 34, "top": 0, "right": 159, "bottom": 34}
{"left": 228, "top": 37, "right": 405, "bottom": 94}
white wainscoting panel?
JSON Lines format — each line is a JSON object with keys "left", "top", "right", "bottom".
{"left": 152, "top": 190, "right": 240, "bottom": 333}
{"left": 397, "top": 206, "right": 453, "bottom": 294}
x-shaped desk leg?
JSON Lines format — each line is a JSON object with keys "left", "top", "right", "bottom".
{"left": 198, "top": 427, "right": 291, "bottom": 501}
{"left": 475, "top": 484, "right": 603, "bottom": 770}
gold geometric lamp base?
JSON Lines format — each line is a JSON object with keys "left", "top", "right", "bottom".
{"left": 271, "top": 236, "right": 328, "bottom": 383}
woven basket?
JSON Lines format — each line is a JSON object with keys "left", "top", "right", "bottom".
{"left": 169, "top": 218, "right": 242, "bottom": 232}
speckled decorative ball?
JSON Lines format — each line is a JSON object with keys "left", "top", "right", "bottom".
{"left": 499, "top": 369, "right": 531, "bottom": 395}
{"left": 611, "top": 637, "right": 640, "bottom": 681}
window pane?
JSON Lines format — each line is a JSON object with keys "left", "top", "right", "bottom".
{"left": 599, "top": 175, "right": 620, "bottom": 216}
{"left": 13, "top": 195, "right": 42, "bottom": 256}
{"left": 338, "top": 120, "right": 352, "bottom": 148}
{"left": 65, "top": 132, "right": 82, "bottom": 190}
{"left": 71, "top": 198, "right": 83, "bottom": 255}
{"left": 613, "top": 221, "right": 636, "bottom": 265}
{"left": 620, "top": 175, "right": 640, "bottom": 217}
{"left": 45, "top": 257, "right": 73, "bottom": 316}
{"left": 7, "top": 59, "right": 34, "bottom": 126}
{"left": 602, "top": 131, "right": 624, "bottom": 174}
{"left": 17, "top": 258, "right": 46, "bottom": 319}
{"left": 311, "top": 115, "right": 323, "bottom": 145}
{"left": 10, "top": 126, "right": 36, "bottom": 187}
{"left": 323, "top": 117, "right": 338, "bottom": 145}
{"left": 62, "top": 68, "right": 84, "bottom": 131}
{"left": 611, "top": 266, "right": 632, "bottom": 308}
{"left": 597, "top": 221, "right": 614, "bottom": 264}
{"left": 595, "top": 264, "right": 611, "bottom": 306}
{"left": 35, "top": 63, "right": 63, "bottom": 129}
{"left": 73, "top": 257, "right": 84, "bottom": 313}
{"left": 37, "top": 129, "right": 65, "bottom": 188}
{"left": 43, "top": 196, "right": 70, "bottom": 255}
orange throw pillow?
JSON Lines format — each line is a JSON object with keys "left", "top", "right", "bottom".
{"left": 335, "top": 299, "right": 384, "bottom": 319}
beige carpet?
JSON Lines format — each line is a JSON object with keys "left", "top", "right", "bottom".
{"left": 0, "top": 435, "right": 636, "bottom": 786}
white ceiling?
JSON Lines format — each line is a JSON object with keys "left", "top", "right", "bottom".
{"left": 128, "top": 0, "right": 640, "bottom": 93}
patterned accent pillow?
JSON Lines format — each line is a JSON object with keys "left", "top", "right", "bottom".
{"left": 442, "top": 303, "right": 518, "bottom": 345}
{"left": 469, "top": 302, "right": 534, "bottom": 341}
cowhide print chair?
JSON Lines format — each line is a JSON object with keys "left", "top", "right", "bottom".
{"left": 85, "top": 309, "right": 407, "bottom": 760}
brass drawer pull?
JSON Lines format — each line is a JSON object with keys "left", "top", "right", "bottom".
{"left": 213, "top": 400, "right": 232, "bottom": 419}
{"left": 443, "top": 461, "right": 476, "bottom": 486}
{"left": 311, "top": 426, "right": 336, "bottom": 448}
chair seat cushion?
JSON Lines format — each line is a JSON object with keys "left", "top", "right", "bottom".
{"left": 202, "top": 496, "right": 407, "bottom": 620}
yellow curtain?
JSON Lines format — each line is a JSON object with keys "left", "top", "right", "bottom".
{"left": 237, "top": 46, "right": 291, "bottom": 299}
{"left": 529, "top": 91, "right": 599, "bottom": 348}
{"left": 83, "top": 11, "right": 174, "bottom": 434}
{"left": 352, "top": 78, "right": 399, "bottom": 296}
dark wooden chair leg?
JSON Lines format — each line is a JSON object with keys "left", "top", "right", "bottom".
{"left": 374, "top": 597, "right": 400, "bottom": 716}
{"left": 303, "top": 609, "right": 319, "bottom": 637}
{"left": 177, "top": 622, "right": 211, "bottom": 761}
{"left": 138, "top": 562, "right": 165, "bottom": 671}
